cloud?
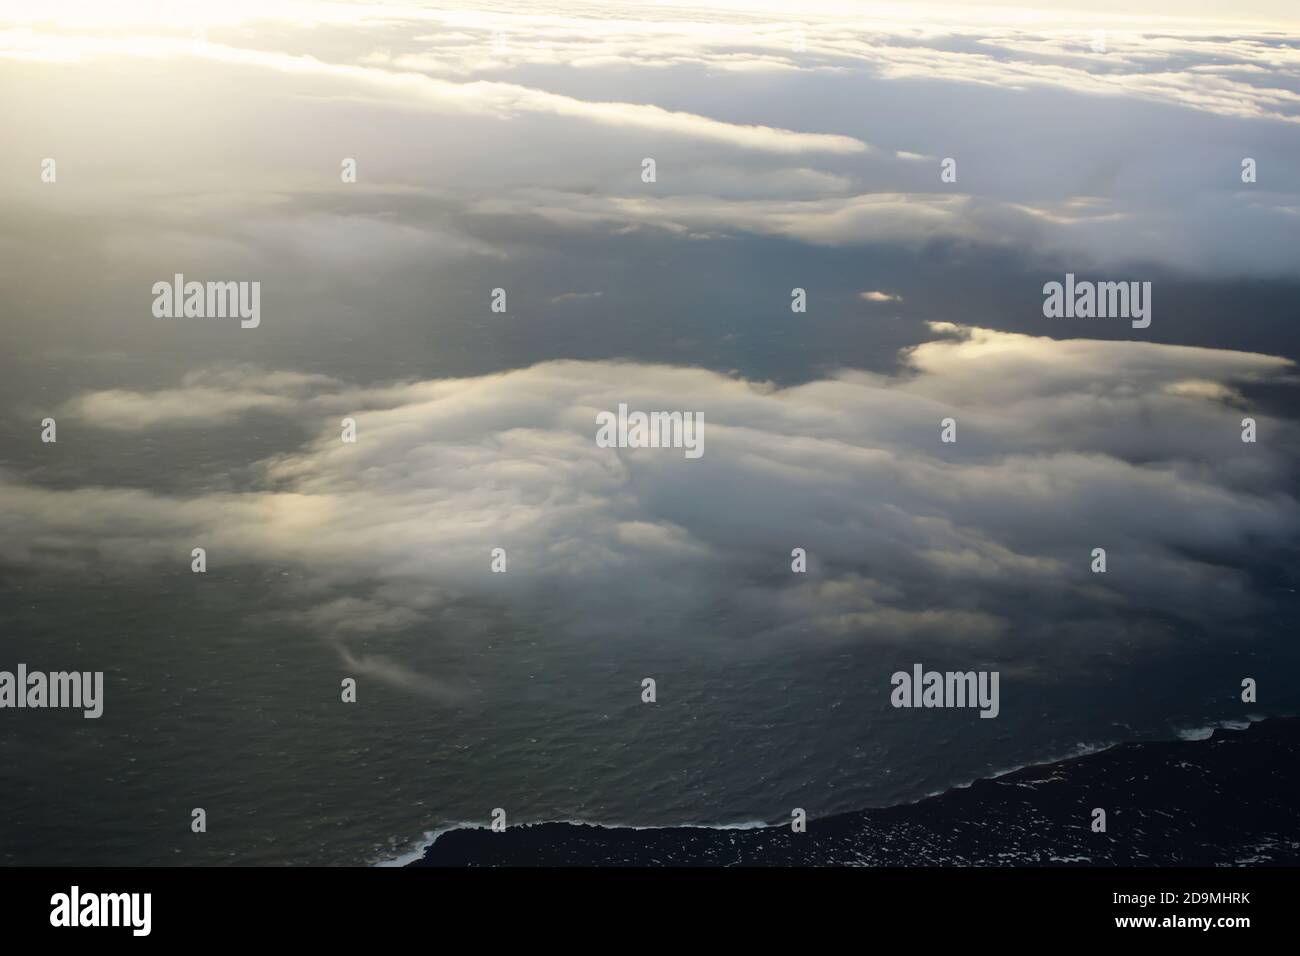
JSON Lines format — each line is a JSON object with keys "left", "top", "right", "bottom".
{"left": 0, "top": 30, "right": 869, "bottom": 155}
{"left": 16, "top": 2, "right": 1293, "bottom": 124}
{"left": 9, "top": 325, "right": 1297, "bottom": 699}
{"left": 4, "top": 6, "right": 1299, "bottom": 281}
{"left": 62, "top": 367, "right": 341, "bottom": 430}
{"left": 9, "top": 3, "right": 1289, "bottom": 124}
{"left": 470, "top": 190, "right": 986, "bottom": 247}
{"left": 464, "top": 189, "right": 1300, "bottom": 275}
{"left": 861, "top": 290, "right": 903, "bottom": 302}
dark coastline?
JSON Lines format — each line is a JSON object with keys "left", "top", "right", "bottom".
{"left": 409, "top": 717, "right": 1300, "bottom": 866}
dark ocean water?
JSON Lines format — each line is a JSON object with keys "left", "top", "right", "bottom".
{"left": 3, "top": 553, "right": 1294, "bottom": 866}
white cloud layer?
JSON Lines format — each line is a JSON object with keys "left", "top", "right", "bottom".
{"left": 4, "top": 2, "right": 1299, "bottom": 276}
{"left": 4, "top": 325, "right": 1296, "bottom": 697}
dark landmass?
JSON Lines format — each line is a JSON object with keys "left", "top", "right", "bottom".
{"left": 410, "top": 717, "right": 1300, "bottom": 866}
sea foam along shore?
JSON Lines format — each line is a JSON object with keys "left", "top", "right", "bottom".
{"left": 376, "top": 818, "right": 770, "bottom": 867}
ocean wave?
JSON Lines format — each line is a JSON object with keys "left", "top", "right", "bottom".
{"left": 375, "top": 817, "right": 771, "bottom": 867}
{"left": 1174, "top": 713, "right": 1271, "bottom": 741}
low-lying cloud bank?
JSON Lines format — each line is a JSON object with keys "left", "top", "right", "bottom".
{"left": 5, "top": 325, "right": 1298, "bottom": 697}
